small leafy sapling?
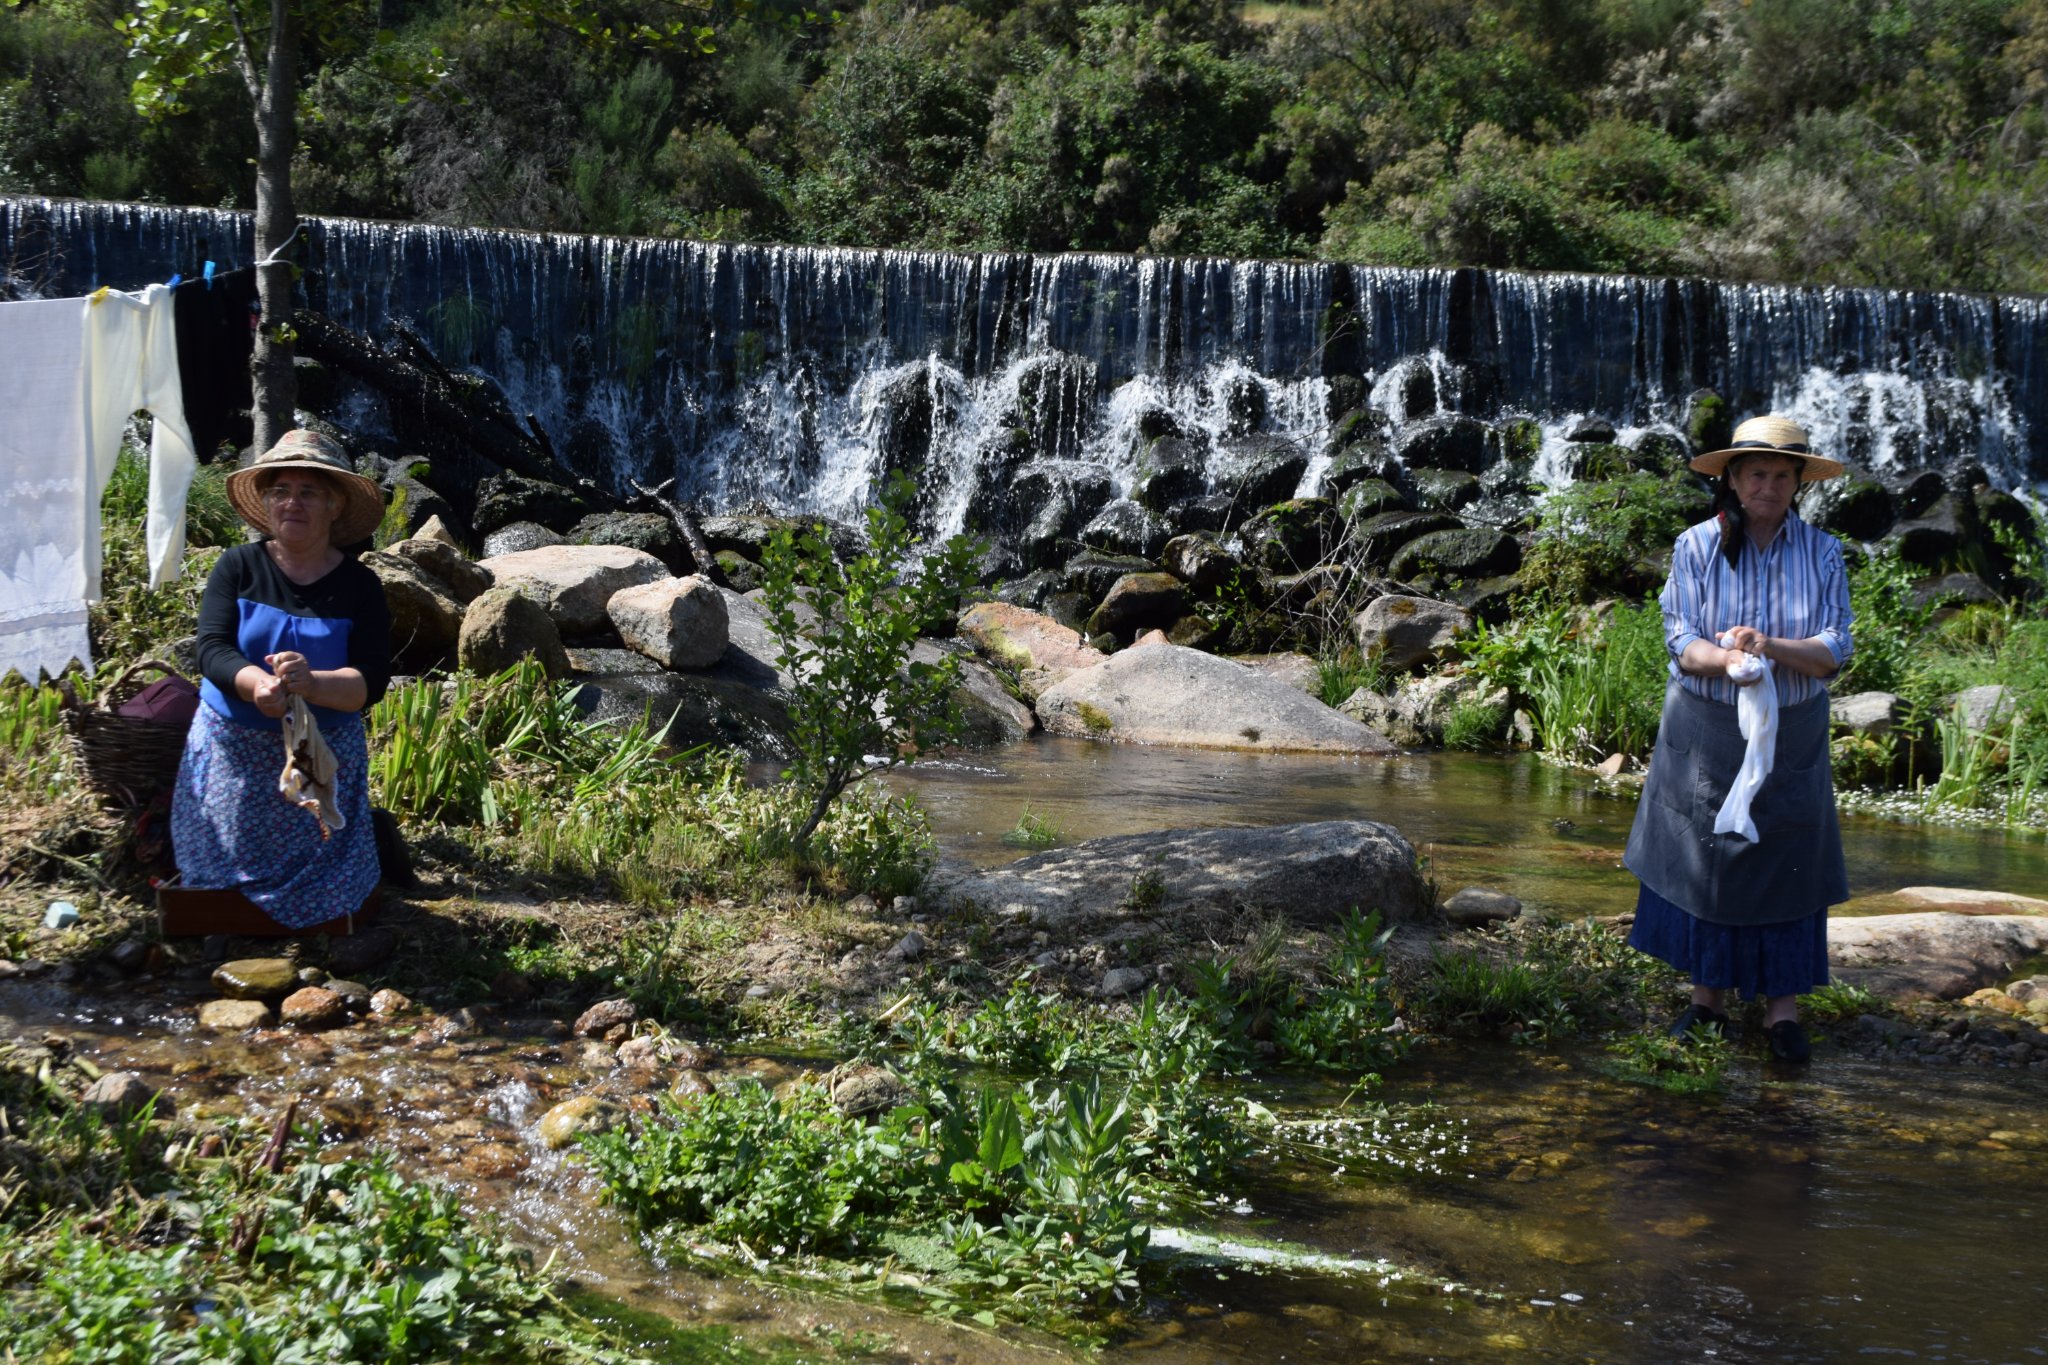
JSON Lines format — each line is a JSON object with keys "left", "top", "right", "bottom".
{"left": 759, "top": 472, "right": 981, "bottom": 848}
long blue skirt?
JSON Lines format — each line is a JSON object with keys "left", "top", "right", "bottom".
{"left": 1628, "top": 882, "right": 1830, "bottom": 1000}
{"left": 170, "top": 703, "right": 379, "bottom": 929}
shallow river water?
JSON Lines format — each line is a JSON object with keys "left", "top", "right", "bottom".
{"left": 8, "top": 742, "right": 2048, "bottom": 1363}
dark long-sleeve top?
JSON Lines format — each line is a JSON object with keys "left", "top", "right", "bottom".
{"left": 195, "top": 542, "right": 392, "bottom": 732}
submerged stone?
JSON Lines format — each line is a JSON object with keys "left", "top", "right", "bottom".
{"left": 212, "top": 958, "right": 299, "bottom": 1001}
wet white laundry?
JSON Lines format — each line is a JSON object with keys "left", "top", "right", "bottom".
{"left": 0, "top": 285, "right": 197, "bottom": 683}
{"left": 1713, "top": 631, "right": 1778, "bottom": 842}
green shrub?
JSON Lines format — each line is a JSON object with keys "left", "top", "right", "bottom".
{"left": 760, "top": 473, "right": 981, "bottom": 849}
{"left": 1604, "top": 1029, "right": 1731, "bottom": 1095}
{"left": 1519, "top": 471, "right": 1709, "bottom": 603}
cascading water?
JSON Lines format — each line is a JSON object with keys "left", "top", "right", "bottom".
{"left": 5, "top": 196, "right": 2042, "bottom": 532}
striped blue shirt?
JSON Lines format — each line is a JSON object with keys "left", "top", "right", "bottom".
{"left": 1659, "top": 507, "right": 1854, "bottom": 707}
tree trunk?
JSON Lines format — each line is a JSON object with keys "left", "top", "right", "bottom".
{"left": 249, "top": 0, "right": 300, "bottom": 459}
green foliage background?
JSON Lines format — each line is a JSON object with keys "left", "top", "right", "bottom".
{"left": 5, "top": 0, "right": 2045, "bottom": 290}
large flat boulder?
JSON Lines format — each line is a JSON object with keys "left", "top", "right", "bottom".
{"left": 1891, "top": 886, "right": 2048, "bottom": 916}
{"left": 1829, "top": 912, "right": 2048, "bottom": 1000}
{"left": 478, "top": 544, "right": 669, "bottom": 635}
{"left": 690, "top": 585, "right": 803, "bottom": 695}
{"left": 1036, "top": 645, "right": 1395, "bottom": 753}
{"left": 934, "top": 820, "right": 1429, "bottom": 931}
{"left": 574, "top": 670, "right": 793, "bottom": 758}
{"left": 958, "top": 601, "right": 1106, "bottom": 700}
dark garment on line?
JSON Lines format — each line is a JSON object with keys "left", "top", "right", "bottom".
{"left": 173, "top": 267, "right": 258, "bottom": 460}
{"left": 1623, "top": 680, "right": 1848, "bottom": 927}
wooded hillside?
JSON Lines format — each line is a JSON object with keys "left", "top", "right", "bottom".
{"left": 4, "top": 0, "right": 2045, "bottom": 292}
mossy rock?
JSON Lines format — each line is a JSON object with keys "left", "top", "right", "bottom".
{"left": 1388, "top": 527, "right": 1522, "bottom": 580}
{"left": 1408, "top": 468, "right": 1482, "bottom": 513}
{"left": 1684, "top": 390, "right": 1731, "bottom": 455}
{"left": 1338, "top": 478, "right": 1411, "bottom": 521}
{"left": 1239, "top": 498, "right": 1341, "bottom": 574}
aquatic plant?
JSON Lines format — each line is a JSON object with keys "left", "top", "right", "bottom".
{"left": 1417, "top": 948, "right": 1572, "bottom": 1043}
{"left": 1270, "top": 908, "right": 1408, "bottom": 1073}
{"left": 1000, "top": 803, "right": 1065, "bottom": 849}
{"left": 1604, "top": 1029, "right": 1732, "bottom": 1096}
{"left": 1801, "top": 980, "right": 1885, "bottom": 1023}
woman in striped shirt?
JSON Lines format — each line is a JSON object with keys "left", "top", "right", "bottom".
{"left": 1622, "top": 415, "right": 1855, "bottom": 1064}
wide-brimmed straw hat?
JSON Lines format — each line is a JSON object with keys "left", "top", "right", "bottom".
{"left": 225, "top": 430, "right": 386, "bottom": 544}
{"left": 1689, "top": 415, "right": 1845, "bottom": 482}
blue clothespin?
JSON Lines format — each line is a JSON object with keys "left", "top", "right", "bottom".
{"left": 165, "top": 273, "right": 181, "bottom": 289}
{"left": 203, "top": 261, "right": 216, "bottom": 289}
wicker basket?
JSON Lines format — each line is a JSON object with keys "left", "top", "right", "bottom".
{"left": 61, "top": 659, "right": 194, "bottom": 807}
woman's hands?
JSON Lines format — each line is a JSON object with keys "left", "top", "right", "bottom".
{"left": 237, "top": 653, "right": 371, "bottom": 716}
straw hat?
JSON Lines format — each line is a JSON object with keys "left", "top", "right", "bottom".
{"left": 225, "top": 430, "right": 386, "bottom": 544}
{"left": 1689, "top": 415, "right": 1845, "bottom": 482}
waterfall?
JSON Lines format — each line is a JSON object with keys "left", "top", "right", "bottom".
{"left": 5, "top": 195, "right": 2041, "bottom": 529}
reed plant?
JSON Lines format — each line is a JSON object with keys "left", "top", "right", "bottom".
{"left": 0, "top": 681, "right": 68, "bottom": 799}
{"left": 1466, "top": 600, "right": 1666, "bottom": 764}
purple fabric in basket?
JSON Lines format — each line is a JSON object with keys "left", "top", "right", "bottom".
{"left": 117, "top": 676, "right": 200, "bottom": 726}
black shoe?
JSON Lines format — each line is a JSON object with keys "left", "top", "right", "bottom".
{"left": 1767, "top": 1019, "right": 1811, "bottom": 1064}
{"left": 1668, "top": 1004, "right": 1730, "bottom": 1040}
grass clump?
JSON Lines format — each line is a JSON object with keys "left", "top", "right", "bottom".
{"left": 368, "top": 659, "right": 936, "bottom": 904}
{"left": 1000, "top": 803, "right": 1064, "bottom": 849}
{"left": 1413, "top": 917, "right": 1680, "bottom": 1042}
{"left": 1466, "top": 600, "right": 1667, "bottom": 765}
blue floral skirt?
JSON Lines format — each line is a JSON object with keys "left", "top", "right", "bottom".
{"left": 170, "top": 703, "right": 378, "bottom": 929}
{"left": 1628, "top": 882, "right": 1830, "bottom": 1000}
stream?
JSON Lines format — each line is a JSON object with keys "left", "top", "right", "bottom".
{"left": 7, "top": 746, "right": 2048, "bottom": 1363}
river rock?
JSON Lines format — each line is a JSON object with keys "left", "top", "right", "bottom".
{"left": 368, "top": 988, "right": 415, "bottom": 1016}
{"left": 575, "top": 998, "right": 637, "bottom": 1038}
{"left": 1213, "top": 435, "right": 1307, "bottom": 504}
{"left": 1829, "top": 913, "right": 2048, "bottom": 1000}
{"left": 82, "top": 1072, "right": 169, "bottom": 1121}
{"left": 1100, "top": 966, "right": 1151, "bottom": 997}
{"left": 1890, "top": 493, "right": 1977, "bottom": 568}
{"left": 1348, "top": 511, "right": 1462, "bottom": 571}
{"left": 670, "top": 1069, "right": 716, "bottom": 1099}
{"left": 1912, "top": 572, "right": 2000, "bottom": 611}
{"left": 907, "top": 642, "right": 1036, "bottom": 744}
{"left": 1228, "top": 652, "right": 1320, "bottom": 694}
{"left": 1086, "top": 572, "right": 1186, "bottom": 640}
{"left": 473, "top": 472, "right": 592, "bottom": 535}
{"left": 1396, "top": 414, "right": 1491, "bottom": 472}
{"left": 1803, "top": 468, "right": 1896, "bottom": 541}
{"left": 478, "top": 545, "right": 670, "bottom": 636}
{"left": 413, "top": 514, "right": 461, "bottom": 548}
{"left": 1388, "top": 527, "right": 1520, "bottom": 581}
{"left": 576, "top": 670, "right": 793, "bottom": 757}
{"left": 608, "top": 575, "right": 730, "bottom": 669}
{"left": 1037, "top": 645, "right": 1395, "bottom": 753}
{"left": 361, "top": 550, "right": 464, "bottom": 667}
{"left": 1892, "top": 886, "right": 2048, "bottom": 916}
{"left": 1443, "top": 887, "right": 1522, "bottom": 927}
{"left": 829, "top": 1063, "right": 914, "bottom": 1118}
{"left": 1080, "top": 499, "right": 1172, "bottom": 559}
{"left": 1949, "top": 684, "right": 2016, "bottom": 733}
{"left": 1337, "top": 478, "right": 1411, "bottom": 522}
{"left": 1565, "top": 417, "right": 1616, "bottom": 443}
{"left": 1832, "top": 691, "right": 1908, "bottom": 735}
{"left": 958, "top": 602, "right": 1107, "bottom": 699}
{"left": 458, "top": 586, "right": 572, "bottom": 678}
{"left": 537, "top": 1095, "right": 627, "bottom": 1150}
{"left": 933, "top": 820, "right": 1429, "bottom": 930}
{"left": 212, "top": 958, "right": 299, "bottom": 1001}
{"left": 385, "top": 537, "right": 494, "bottom": 604}
{"left": 198, "top": 999, "right": 273, "bottom": 1031}
{"left": 280, "top": 986, "right": 348, "bottom": 1030}
{"left": 1353, "top": 595, "right": 1472, "bottom": 671}
{"left": 482, "top": 521, "right": 564, "bottom": 558}
{"left": 1161, "top": 533, "right": 1240, "bottom": 593}
{"left": 1408, "top": 468, "right": 1482, "bottom": 513}
{"left": 1239, "top": 499, "right": 1341, "bottom": 574}
{"left": 2009, "top": 977, "right": 2048, "bottom": 1005}
{"left": 571, "top": 511, "right": 690, "bottom": 573}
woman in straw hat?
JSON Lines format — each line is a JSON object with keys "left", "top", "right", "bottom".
{"left": 169, "top": 430, "right": 392, "bottom": 929}
{"left": 1622, "top": 415, "right": 1854, "bottom": 1064}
